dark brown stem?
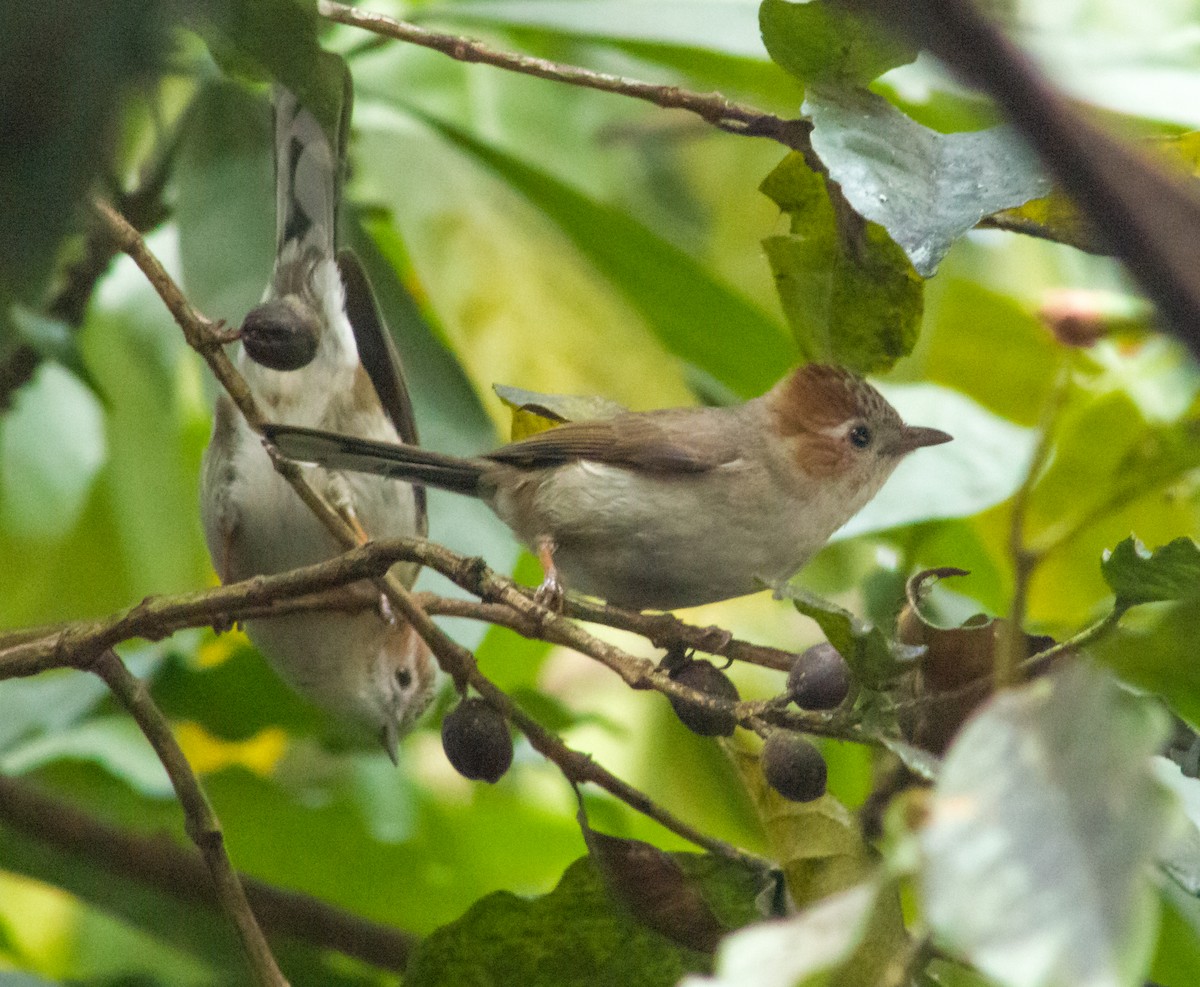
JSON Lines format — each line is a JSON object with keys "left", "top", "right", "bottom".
{"left": 0, "top": 774, "right": 414, "bottom": 972}
{"left": 317, "top": 0, "right": 812, "bottom": 151}
{"left": 89, "top": 650, "right": 288, "bottom": 987}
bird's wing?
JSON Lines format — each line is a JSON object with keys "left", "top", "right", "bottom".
{"left": 337, "top": 250, "right": 420, "bottom": 447}
{"left": 486, "top": 410, "right": 741, "bottom": 473}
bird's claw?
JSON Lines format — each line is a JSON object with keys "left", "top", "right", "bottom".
{"left": 534, "top": 575, "right": 566, "bottom": 614}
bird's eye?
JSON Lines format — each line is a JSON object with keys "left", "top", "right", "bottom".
{"left": 395, "top": 669, "right": 413, "bottom": 690}
{"left": 849, "top": 424, "right": 872, "bottom": 449}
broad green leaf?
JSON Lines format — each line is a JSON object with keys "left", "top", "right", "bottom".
{"left": 920, "top": 662, "right": 1172, "bottom": 987}
{"left": 1152, "top": 883, "right": 1200, "bottom": 987}
{"left": 426, "top": 0, "right": 767, "bottom": 58}
{"left": 399, "top": 105, "right": 793, "bottom": 397}
{"left": 805, "top": 87, "right": 1050, "bottom": 276}
{"left": 150, "top": 642, "right": 327, "bottom": 742}
{"left": 759, "top": 0, "right": 917, "bottom": 85}
{"left": 920, "top": 278, "right": 1060, "bottom": 427}
{"left": 403, "top": 856, "right": 711, "bottom": 986}
{"left": 175, "top": 81, "right": 274, "bottom": 321}
{"left": 1, "top": 717, "right": 173, "bottom": 799}
{"left": 777, "top": 584, "right": 898, "bottom": 689}
{"left": 1099, "top": 601, "right": 1200, "bottom": 731}
{"left": 0, "top": 362, "right": 106, "bottom": 540}
{"left": 761, "top": 152, "right": 922, "bottom": 373}
{"left": 0, "top": 672, "right": 110, "bottom": 755}
{"left": 181, "top": 0, "right": 348, "bottom": 144}
{"left": 1102, "top": 536, "right": 1200, "bottom": 607}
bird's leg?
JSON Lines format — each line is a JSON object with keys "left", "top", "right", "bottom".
{"left": 331, "top": 489, "right": 394, "bottom": 622}
{"left": 533, "top": 535, "right": 565, "bottom": 612}
{"left": 211, "top": 527, "right": 239, "bottom": 633}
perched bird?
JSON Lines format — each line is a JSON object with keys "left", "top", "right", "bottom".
{"left": 265, "top": 364, "right": 952, "bottom": 611}
{"left": 200, "top": 87, "right": 435, "bottom": 760}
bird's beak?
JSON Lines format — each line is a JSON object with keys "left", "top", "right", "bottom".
{"left": 889, "top": 425, "right": 953, "bottom": 455}
{"left": 380, "top": 720, "right": 400, "bottom": 766}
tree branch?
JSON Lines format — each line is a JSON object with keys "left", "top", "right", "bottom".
{"left": 318, "top": 0, "right": 812, "bottom": 151}
{"left": 0, "top": 774, "right": 414, "bottom": 972}
{"left": 90, "top": 649, "right": 288, "bottom": 987}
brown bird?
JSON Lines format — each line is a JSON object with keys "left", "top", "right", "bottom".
{"left": 266, "top": 364, "right": 951, "bottom": 611}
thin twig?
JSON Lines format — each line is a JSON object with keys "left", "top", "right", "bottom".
{"left": 997, "top": 362, "right": 1071, "bottom": 686}
{"left": 318, "top": 0, "right": 812, "bottom": 151}
{"left": 89, "top": 650, "right": 288, "bottom": 987}
{"left": 0, "top": 774, "right": 414, "bottom": 972}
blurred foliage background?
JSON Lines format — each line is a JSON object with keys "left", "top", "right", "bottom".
{"left": 1, "top": 0, "right": 1199, "bottom": 984}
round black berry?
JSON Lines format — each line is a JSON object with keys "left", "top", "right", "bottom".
{"left": 240, "top": 299, "right": 321, "bottom": 371}
{"left": 786, "top": 642, "right": 850, "bottom": 710}
{"left": 668, "top": 659, "right": 740, "bottom": 737}
{"left": 761, "top": 732, "right": 827, "bottom": 803}
{"left": 441, "top": 697, "right": 513, "bottom": 783}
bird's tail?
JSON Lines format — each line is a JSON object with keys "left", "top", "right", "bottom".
{"left": 272, "top": 86, "right": 345, "bottom": 270}
{"left": 265, "top": 425, "right": 487, "bottom": 497}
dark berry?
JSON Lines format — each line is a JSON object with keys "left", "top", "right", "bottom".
{"left": 441, "top": 698, "right": 513, "bottom": 783}
{"left": 786, "top": 642, "right": 850, "bottom": 710}
{"left": 761, "top": 732, "right": 827, "bottom": 802}
{"left": 668, "top": 659, "right": 739, "bottom": 737}
{"left": 240, "top": 299, "right": 320, "bottom": 371}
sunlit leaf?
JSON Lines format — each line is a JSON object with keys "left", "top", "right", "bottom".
{"left": 402, "top": 106, "right": 793, "bottom": 397}
{"left": 760, "top": 0, "right": 917, "bottom": 85}
{"left": 1102, "top": 535, "right": 1200, "bottom": 607}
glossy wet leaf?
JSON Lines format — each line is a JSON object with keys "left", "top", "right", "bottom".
{"left": 806, "top": 87, "right": 1050, "bottom": 276}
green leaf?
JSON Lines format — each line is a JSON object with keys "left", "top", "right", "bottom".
{"left": 761, "top": 152, "right": 922, "bottom": 373}
{"left": 1, "top": 717, "right": 173, "bottom": 799}
{"left": 759, "top": 0, "right": 917, "bottom": 85}
{"left": 494, "top": 383, "right": 628, "bottom": 439}
{"left": 403, "top": 106, "right": 793, "bottom": 397}
{"left": 1102, "top": 535, "right": 1200, "bottom": 607}
{"left": 403, "top": 856, "right": 712, "bottom": 986}
{"left": 175, "top": 81, "right": 274, "bottom": 321}
{"left": 1099, "top": 601, "right": 1200, "bottom": 731}
{"left": 180, "top": 0, "right": 348, "bottom": 144}
{"left": 920, "top": 662, "right": 1172, "bottom": 987}
{"left": 0, "top": 672, "right": 110, "bottom": 755}
{"left": 805, "top": 87, "right": 1050, "bottom": 276}
{"left": 778, "top": 585, "right": 898, "bottom": 688}
{"left": 0, "top": 0, "right": 166, "bottom": 308}
{"left": 0, "top": 362, "right": 106, "bottom": 540}
{"left": 427, "top": 0, "right": 767, "bottom": 58}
